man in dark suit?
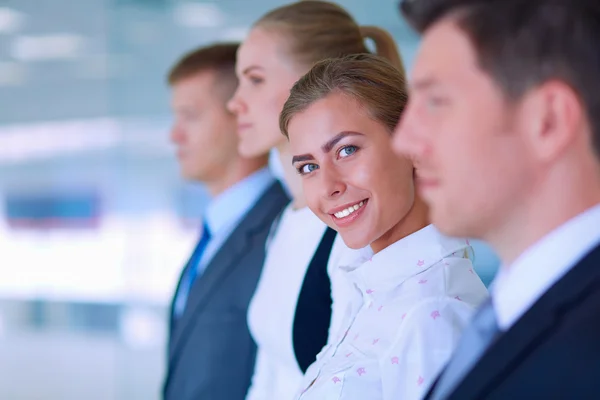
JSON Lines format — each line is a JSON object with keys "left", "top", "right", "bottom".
{"left": 393, "top": 0, "right": 600, "bottom": 399}
{"left": 163, "top": 43, "right": 289, "bottom": 400}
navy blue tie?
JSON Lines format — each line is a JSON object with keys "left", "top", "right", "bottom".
{"left": 174, "top": 223, "right": 211, "bottom": 317}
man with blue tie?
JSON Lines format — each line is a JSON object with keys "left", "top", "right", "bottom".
{"left": 394, "top": 0, "right": 600, "bottom": 399}
{"left": 163, "top": 43, "right": 289, "bottom": 400}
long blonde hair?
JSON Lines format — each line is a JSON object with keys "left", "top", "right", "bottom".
{"left": 255, "top": 0, "right": 406, "bottom": 75}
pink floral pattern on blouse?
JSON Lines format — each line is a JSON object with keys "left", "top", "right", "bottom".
{"left": 296, "top": 225, "right": 489, "bottom": 400}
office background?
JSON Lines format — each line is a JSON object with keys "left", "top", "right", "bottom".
{"left": 0, "top": 0, "right": 500, "bottom": 399}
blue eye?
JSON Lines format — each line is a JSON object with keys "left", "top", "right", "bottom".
{"left": 339, "top": 145, "right": 357, "bottom": 158}
{"left": 298, "top": 163, "right": 319, "bottom": 175}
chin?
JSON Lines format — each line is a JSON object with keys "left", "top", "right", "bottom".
{"left": 238, "top": 142, "right": 267, "bottom": 158}
{"left": 237, "top": 144, "right": 255, "bottom": 158}
{"left": 180, "top": 169, "right": 195, "bottom": 181}
{"left": 181, "top": 167, "right": 208, "bottom": 182}
{"left": 432, "top": 221, "right": 456, "bottom": 237}
{"left": 431, "top": 212, "right": 472, "bottom": 239}
{"left": 339, "top": 231, "right": 371, "bottom": 250}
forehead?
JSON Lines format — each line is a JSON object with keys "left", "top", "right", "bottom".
{"left": 172, "top": 71, "right": 218, "bottom": 104}
{"left": 411, "top": 19, "right": 480, "bottom": 88}
{"left": 288, "top": 93, "right": 379, "bottom": 143}
{"left": 237, "top": 27, "right": 286, "bottom": 70}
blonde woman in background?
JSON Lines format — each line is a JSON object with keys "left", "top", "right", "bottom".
{"left": 281, "top": 53, "right": 488, "bottom": 400}
{"left": 227, "top": 1, "right": 406, "bottom": 399}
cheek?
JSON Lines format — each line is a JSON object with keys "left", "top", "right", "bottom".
{"left": 430, "top": 118, "right": 473, "bottom": 165}
{"left": 361, "top": 150, "right": 412, "bottom": 192}
{"left": 194, "top": 117, "right": 224, "bottom": 147}
{"left": 381, "top": 163, "right": 414, "bottom": 209}
{"left": 445, "top": 134, "right": 517, "bottom": 204}
{"left": 438, "top": 136, "right": 482, "bottom": 195}
{"left": 185, "top": 120, "right": 204, "bottom": 143}
{"left": 254, "top": 93, "right": 290, "bottom": 142}
{"left": 251, "top": 93, "right": 282, "bottom": 131}
{"left": 347, "top": 158, "right": 377, "bottom": 188}
{"left": 196, "top": 117, "right": 217, "bottom": 140}
{"left": 303, "top": 178, "right": 336, "bottom": 227}
{"left": 366, "top": 155, "right": 415, "bottom": 224}
{"left": 240, "top": 88, "right": 262, "bottom": 117}
{"left": 269, "top": 93, "right": 288, "bottom": 121}
{"left": 302, "top": 179, "right": 321, "bottom": 214}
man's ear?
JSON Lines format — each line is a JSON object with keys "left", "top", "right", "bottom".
{"left": 517, "top": 80, "right": 584, "bottom": 163}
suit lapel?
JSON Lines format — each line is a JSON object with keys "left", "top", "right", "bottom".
{"left": 449, "top": 243, "right": 600, "bottom": 400}
{"left": 168, "top": 182, "right": 288, "bottom": 360}
{"left": 424, "top": 368, "right": 444, "bottom": 399}
{"left": 169, "top": 225, "right": 251, "bottom": 352}
{"left": 167, "top": 239, "right": 202, "bottom": 335}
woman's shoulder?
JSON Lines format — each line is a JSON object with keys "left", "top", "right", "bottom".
{"left": 388, "top": 265, "right": 487, "bottom": 349}
{"left": 402, "top": 256, "right": 489, "bottom": 312}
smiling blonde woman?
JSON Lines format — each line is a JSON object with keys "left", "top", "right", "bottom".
{"left": 282, "top": 54, "right": 489, "bottom": 400}
{"left": 226, "top": 2, "right": 411, "bottom": 400}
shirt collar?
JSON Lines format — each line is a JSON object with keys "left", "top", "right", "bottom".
{"left": 492, "top": 202, "right": 600, "bottom": 330}
{"left": 339, "top": 224, "right": 470, "bottom": 295}
{"left": 204, "top": 167, "right": 274, "bottom": 235}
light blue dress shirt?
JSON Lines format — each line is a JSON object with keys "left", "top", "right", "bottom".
{"left": 194, "top": 167, "right": 275, "bottom": 277}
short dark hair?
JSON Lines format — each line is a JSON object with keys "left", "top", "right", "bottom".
{"left": 167, "top": 43, "right": 239, "bottom": 99}
{"left": 400, "top": 0, "right": 600, "bottom": 157}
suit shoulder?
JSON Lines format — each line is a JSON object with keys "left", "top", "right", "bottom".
{"left": 249, "top": 181, "right": 290, "bottom": 225}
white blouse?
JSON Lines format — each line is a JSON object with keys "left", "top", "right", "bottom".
{"left": 246, "top": 204, "right": 348, "bottom": 400}
{"left": 296, "top": 225, "right": 489, "bottom": 400}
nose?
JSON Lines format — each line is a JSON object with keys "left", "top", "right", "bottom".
{"left": 170, "top": 124, "right": 185, "bottom": 144}
{"left": 320, "top": 165, "right": 347, "bottom": 199}
{"left": 392, "top": 105, "right": 429, "bottom": 161}
{"left": 227, "top": 87, "right": 245, "bottom": 115}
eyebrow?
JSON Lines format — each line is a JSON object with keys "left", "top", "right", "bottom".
{"left": 291, "top": 131, "right": 364, "bottom": 165}
{"left": 242, "top": 65, "right": 264, "bottom": 75}
{"left": 410, "top": 76, "right": 439, "bottom": 91}
{"left": 291, "top": 154, "right": 314, "bottom": 164}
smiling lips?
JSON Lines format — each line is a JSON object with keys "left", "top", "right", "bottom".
{"left": 329, "top": 199, "right": 368, "bottom": 228}
{"left": 333, "top": 200, "right": 365, "bottom": 218}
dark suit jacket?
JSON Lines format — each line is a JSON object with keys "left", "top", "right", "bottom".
{"left": 426, "top": 242, "right": 600, "bottom": 400}
{"left": 163, "top": 181, "right": 289, "bottom": 400}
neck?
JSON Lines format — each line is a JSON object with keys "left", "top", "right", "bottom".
{"left": 487, "top": 160, "right": 600, "bottom": 266}
{"left": 277, "top": 143, "right": 306, "bottom": 209}
{"left": 371, "top": 194, "right": 430, "bottom": 254}
{"left": 205, "top": 156, "right": 268, "bottom": 197}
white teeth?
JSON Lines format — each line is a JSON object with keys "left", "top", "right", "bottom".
{"left": 333, "top": 201, "right": 365, "bottom": 219}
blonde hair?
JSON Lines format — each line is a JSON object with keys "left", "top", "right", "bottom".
{"left": 280, "top": 53, "right": 408, "bottom": 138}
{"left": 255, "top": 0, "right": 405, "bottom": 73}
